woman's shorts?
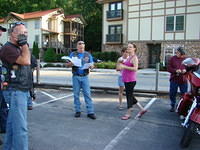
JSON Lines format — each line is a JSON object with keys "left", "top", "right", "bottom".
{"left": 118, "top": 76, "right": 124, "bottom": 87}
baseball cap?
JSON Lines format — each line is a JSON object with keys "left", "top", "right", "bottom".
{"left": 0, "top": 26, "right": 7, "bottom": 32}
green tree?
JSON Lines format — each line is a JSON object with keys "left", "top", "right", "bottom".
{"left": 32, "top": 41, "right": 40, "bottom": 59}
{"left": 0, "top": 0, "right": 102, "bottom": 52}
{"left": 64, "top": 0, "right": 102, "bottom": 52}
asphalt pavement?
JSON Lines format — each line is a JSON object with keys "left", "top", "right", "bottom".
{"left": 1, "top": 88, "right": 199, "bottom": 150}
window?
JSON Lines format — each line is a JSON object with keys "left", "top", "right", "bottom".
{"left": 35, "top": 35, "right": 39, "bottom": 44}
{"left": 166, "top": 16, "right": 174, "bottom": 31}
{"left": 109, "top": 1, "right": 122, "bottom": 11}
{"left": 166, "top": 15, "right": 184, "bottom": 31}
{"left": 107, "top": 25, "right": 122, "bottom": 43}
{"left": 35, "top": 20, "right": 40, "bottom": 29}
{"left": 109, "top": 25, "right": 122, "bottom": 34}
{"left": 176, "top": 16, "right": 184, "bottom": 31}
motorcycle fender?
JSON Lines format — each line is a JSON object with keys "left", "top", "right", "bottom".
{"left": 177, "top": 97, "right": 193, "bottom": 116}
{"left": 190, "top": 109, "right": 200, "bottom": 123}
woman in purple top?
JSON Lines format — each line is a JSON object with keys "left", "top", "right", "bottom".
{"left": 118, "top": 43, "right": 147, "bottom": 120}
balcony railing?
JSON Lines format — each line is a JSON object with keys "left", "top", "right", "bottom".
{"left": 107, "top": 10, "right": 123, "bottom": 20}
{"left": 106, "top": 34, "right": 122, "bottom": 43}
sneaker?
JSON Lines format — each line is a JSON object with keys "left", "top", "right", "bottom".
{"left": 87, "top": 114, "right": 96, "bottom": 120}
{"left": 170, "top": 107, "right": 175, "bottom": 112}
{"left": 74, "top": 112, "right": 81, "bottom": 118}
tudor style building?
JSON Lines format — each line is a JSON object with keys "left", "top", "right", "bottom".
{"left": 0, "top": 8, "right": 86, "bottom": 54}
{"left": 97, "top": 0, "right": 200, "bottom": 68}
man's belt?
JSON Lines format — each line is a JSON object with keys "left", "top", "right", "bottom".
{"left": 73, "top": 73, "right": 88, "bottom": 77}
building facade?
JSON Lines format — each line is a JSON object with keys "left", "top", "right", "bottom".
{"left": 97, "top": 0, "right": 200, "bottom": 68}
{"left": 0, "top": 8, "right": 86, "bottom": 54}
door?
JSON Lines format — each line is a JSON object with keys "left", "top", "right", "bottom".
{"left": 148, "top": 44, "right": 161, "bottom": 68}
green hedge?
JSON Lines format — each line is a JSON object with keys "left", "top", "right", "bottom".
{"left": 56, "top": 54, "right": 66, "bottom": 62}
{"left": 44, "top": 48, "right": 56, "bottom": 62}
{"left": 95, "top": 61, "right": 116, "bottom": 69}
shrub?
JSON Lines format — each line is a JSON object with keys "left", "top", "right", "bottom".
{"left": 32, "top": 42, "right": 40, "bottom": 59}
{"left": 56, "top": 54, "right": 66, "bottom": 62}
{"left": 109, "top": 51, "right": 120, "bottom": 62}
{"left": 44, "top": 48, "right": 56, "bottom": 62}
{"left": 95, "top": 61, "right": 116, "bottom": 69}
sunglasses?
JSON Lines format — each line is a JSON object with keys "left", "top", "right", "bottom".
{"left": 9, "top": 22, "right": 25, "bottom": 33}
{"left": 12, "top": 22, "right": 25, "bottom": 28}
{"left": 78, "top": 42, "right": 85, "bottom": 45}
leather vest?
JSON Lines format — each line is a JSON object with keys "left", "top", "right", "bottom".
{"left": 2, "top": 42, "right": 32, "bottom": 91}
{"left": 72, "top": 51, "right": 90, "bottom": 75}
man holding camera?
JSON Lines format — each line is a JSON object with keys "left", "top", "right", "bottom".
{"left": 0, "top": 22, "right": 32, "bottom": 150}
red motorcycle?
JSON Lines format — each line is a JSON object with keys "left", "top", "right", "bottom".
{"left": 176, "top": 57, "right": 200, "bottom": 148}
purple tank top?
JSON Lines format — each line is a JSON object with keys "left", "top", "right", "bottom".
{"left": 122, "top": 56, "right": 137, "bottom": 82}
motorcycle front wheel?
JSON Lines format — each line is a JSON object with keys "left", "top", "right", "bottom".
{"left": 180, "top": 121, "right": 197, "bottom": 148}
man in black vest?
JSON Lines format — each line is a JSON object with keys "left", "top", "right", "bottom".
{"left": 66, "top": 41, "right": 96, "bottom": 119}
{"left": 0, "top": 25, "right": 7, "bottom": 146}
{"left": 0, "top": 22, "right": 32, "bottom": 150}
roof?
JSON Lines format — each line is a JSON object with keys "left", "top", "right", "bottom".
{"left": 64, "top": 14, "right": 86, "bottom": 25}
{"left": 0, "top": 8, "right": 86, "bottom": 25}
{"left": 10, "top": 8, "right": 62, "bottom": 20}
{"left": 0, "top": 18, "right": 4, "bottom": 23}
{"left": 65, "top": 14, "right": 81, "bottom": 19}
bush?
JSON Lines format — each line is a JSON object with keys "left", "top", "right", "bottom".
{"left": 109, "top": 51, "right": 120, "bottom": 62}
{"left": 44, "top": 48, "right": 56, "bottom": 62}
{"left": 32, "top": 42, "right": 40, "bottom": 59}
{"left": 95, "top": 61, "right": 116, "bottom": 69}
{"left": 56, "top": 54, "right": 66, "bottom": 62}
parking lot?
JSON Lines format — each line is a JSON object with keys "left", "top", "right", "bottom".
{"left": 0, "top": 88, "right": 200, "bottom": 150}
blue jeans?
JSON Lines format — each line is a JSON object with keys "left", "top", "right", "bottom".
{"left": 72, "top": 75, "right": 94, "bottom": 114}
{"left": 169, "top": 81, "right": 187, "bottom": 107}
{"left": 3, "top": 89, "right": 29, "bottom": 150}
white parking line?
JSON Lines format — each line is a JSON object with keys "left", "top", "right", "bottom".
{"left": 34, "top": 94, "right": 74, "bottom": 107}
{"left": 103, "top": 98, "right": 157, "bottom": 150}
{"left": 40, "top": 91, "right": 57, "bottom": 99}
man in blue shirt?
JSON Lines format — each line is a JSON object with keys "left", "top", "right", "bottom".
{"left": 66, "top": 41, "right": 96, "bottom": 119}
